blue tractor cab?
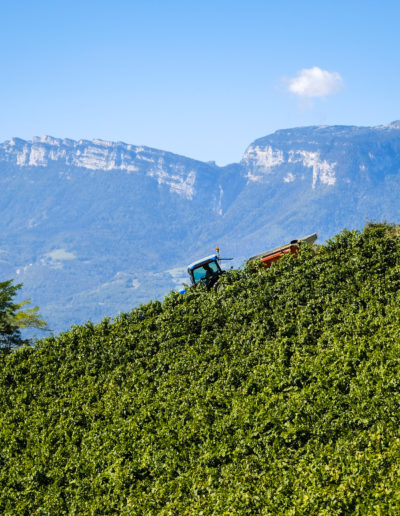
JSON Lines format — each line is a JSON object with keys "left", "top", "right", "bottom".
{"left": 184, "top": 248, "right": 232, "bottom": 292}
{"left": 187, "top": 254, "right": 223, "bottom": 288}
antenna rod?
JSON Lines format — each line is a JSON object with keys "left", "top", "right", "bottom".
{"left": 216, "top": 246, "right": 233, "bottom": 261}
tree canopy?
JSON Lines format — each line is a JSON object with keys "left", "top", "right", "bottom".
{"left": 0, "top": 280, "right": 46, "bottom": 350}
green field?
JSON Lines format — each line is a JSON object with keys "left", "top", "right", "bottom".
{"left": 1, "top": 223, "right": 400, "bottom": 514}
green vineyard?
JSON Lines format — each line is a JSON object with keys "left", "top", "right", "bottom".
{"left": 1, "top": 223, "right": 400, "bottom": 514}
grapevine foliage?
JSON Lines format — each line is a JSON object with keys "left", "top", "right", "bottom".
{"left": 1, "top": 223, "right": 400, "bottom": 514}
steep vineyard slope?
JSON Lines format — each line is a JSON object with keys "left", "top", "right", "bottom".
{"left": 1, "top": 223, "right": 400, "bottom": 514}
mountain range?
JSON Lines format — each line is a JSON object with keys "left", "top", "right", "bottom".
{"left": 1, "top": 122, "right": 400, "bottom": 332}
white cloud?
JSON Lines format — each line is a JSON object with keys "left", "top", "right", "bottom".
{"left": 287, "top": 67, "right": 343, "bottom": 98}
{"left": 45, "top": 249, "right": 76, "bottom": 261}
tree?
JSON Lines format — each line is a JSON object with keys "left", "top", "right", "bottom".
{"left": 0, "top": 280, "right": 46, "bottom": 350}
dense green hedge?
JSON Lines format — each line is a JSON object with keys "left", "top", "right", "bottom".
{"left": 1, "top": 223, "right": 400, "bottom": 514}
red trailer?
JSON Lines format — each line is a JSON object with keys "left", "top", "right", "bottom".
{"left": 249, "top": 233, "right": 318, "bottom": 268}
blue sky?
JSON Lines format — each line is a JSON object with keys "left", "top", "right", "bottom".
{"left": 1, "top": 0, "right": 399, "bottom": 164}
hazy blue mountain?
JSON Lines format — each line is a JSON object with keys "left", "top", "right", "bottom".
{"left": 1, "top": 123, "right": 400, "bottom": 333}
{"left": 221, "top": 121, "right": 400, "bottom": 257}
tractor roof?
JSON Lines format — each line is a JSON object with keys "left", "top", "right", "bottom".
{"left": 187, "top": 255, "right": 218, "bottom": 271}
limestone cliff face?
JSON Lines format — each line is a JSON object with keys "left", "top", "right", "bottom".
{"left": 242, "top": 123, "right": 400, "bottom": 190}
{"left": 0, "top": 136, "right": 215, "bottom": 200}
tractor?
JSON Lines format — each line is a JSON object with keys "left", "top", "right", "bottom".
{"left": 181, "top": 233, "right": 318, "bottom": 293}
{"left": 185, "top": 247, "right": 232, "bottom": 291}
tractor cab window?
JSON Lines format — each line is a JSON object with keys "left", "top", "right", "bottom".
{"left": 193, "top": 260, "right": 220, "bottom": 284}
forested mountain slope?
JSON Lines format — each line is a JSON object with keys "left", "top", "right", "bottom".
{"left": 1, "top": 223, "right": 400, "bottom": 514}
{"left": 2, "top": 123, "right": 400, "bottom": 332}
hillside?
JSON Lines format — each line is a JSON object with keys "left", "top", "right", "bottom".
{"left": 1, "top": 223, "right": 400, "bottom": 514}
{"left": 2, "top": 123, "right": 400, "bottom": 332}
